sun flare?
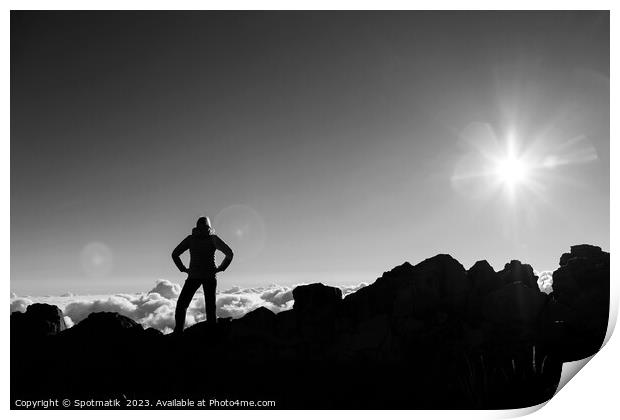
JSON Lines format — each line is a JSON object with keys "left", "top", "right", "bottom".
{"left": 451, "top": 121, "right": 601, "bottom": 208}
{"left": 494, "top": 155, "right": 530, "bottom": 188}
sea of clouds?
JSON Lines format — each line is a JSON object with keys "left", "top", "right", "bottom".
{"left": 10, "top": 271, "right": 553, "bottom": 334}
{"left": 10, "top": 280, "right": 369, "bottom": 334}
{"left": 536, "top": 270, "right": 554, "bottom": 295}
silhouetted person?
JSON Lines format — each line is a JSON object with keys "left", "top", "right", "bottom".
{"left": 172, "top": 216, "right": 234, "bottom": 333}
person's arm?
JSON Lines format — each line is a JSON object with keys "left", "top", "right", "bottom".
{"left": 171, "top": 236, "right": 191, "bottom": 273}
{"left": 213, "top": 235, "right": 234, "bottom": 272}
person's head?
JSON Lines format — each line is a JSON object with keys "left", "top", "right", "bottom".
{"left": 196, "top": 216, "right": 212, "bottom": 233}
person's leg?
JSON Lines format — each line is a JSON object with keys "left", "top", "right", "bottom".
{"left": 174, "top": 279, "right": 201, "bottom": 333}
{"left": 203, "top": 278, "right": 217, "bottom": 326}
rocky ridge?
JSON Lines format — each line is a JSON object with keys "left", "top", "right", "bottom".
{"left": 11, "top": 245, "right": 609, "bottom": 409}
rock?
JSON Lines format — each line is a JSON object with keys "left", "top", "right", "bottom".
{"left": 467, "top": 260, "right": 499, "bottom": 295}
{"left": 293, "top": 283, "right": 342, "bottom": 312}
{"left": 64, "top": 311, "right": 142, "bottom": 339}
{"left": 416, "top": 254, "right": 470, "bottom": 295}
{"left": 559, "top": 252, "right": 573, "bottom": 267}
{"left": 275, "top": 309, "right": 298, "bottom": 338}
{"left": 540, "top": 297, "right": 580, "bottom": 360}
{"left": 343, "top": 262, "right": 414, "bottom": 324}
{"left": 347, "top": 255, "right": 469, "bottom": 325}
{"left": 181, "top": 317, "right": 232, "bottom": 342}
{"left": 235, "top": 306, "right": 276, "bottom": 334}
{"left": 559, "top": 245, "right": 604, "bottom": 266}
{"left": 553, "top": 246, "right": 609, "bottom": 305}
{"left": 481, "top": 282, "right": 547, "bottom": 338}
{"left": 351, "top": 314, "right": 391, "bottom": 352}
{"left": 549, "top": 245, "right": 609, "bottom": 360}
{"left": 144, "top": 327, "right": 164, "bottom": 338}
{"left": 498, "top": 260, "right": 539, "bottom": 289}
{"left": 392, "top": 315, "right": 426, "bottom": 338}
{"left": 291, "top": 284, "right": 343, "bottom": 345}
{"left": 9, "top": 246, "right": 608, "bottom": 409}
{"left": 218, "top": 317, "right": 233, "bottom": 324}
{"left": 465, "top": 261, "right": 502, "bottom": 327}
{"left": 11, "top": 303, "right": 66, "bottom": 338}
{"left": 410, "top": 254, "right": 470, "bottom": 316}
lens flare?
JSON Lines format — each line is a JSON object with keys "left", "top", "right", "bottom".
{"left": 494, "top": 154, "right": 529, "bottom": 188}
{"left": 451, "top": 121, "right": 599, "bottom": 205}
{"left": 214, "top": 205, "right": 266, "bottom": 262}
{"left": 80, "top": 242, "right": 114, "bottom": 278}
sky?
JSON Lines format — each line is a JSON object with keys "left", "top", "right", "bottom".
{"left": 11, "top": 11, "right": 609, "bottom": 296}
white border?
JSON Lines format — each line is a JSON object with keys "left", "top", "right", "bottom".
{"left": 3, "top": 3, "right": 616, "bottom": 420}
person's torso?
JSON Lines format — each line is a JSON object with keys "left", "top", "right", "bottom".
{"left": 187, "top": 233, "right": 217, "bottom": 278}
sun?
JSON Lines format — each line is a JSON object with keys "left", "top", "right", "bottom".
{"left": 452, "top": 121, "right": 600, "bottom": 211}
{"left": 495, "top": 154, "right": 530, "bottom": 188}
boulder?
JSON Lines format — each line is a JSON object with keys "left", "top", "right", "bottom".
{"left": 549, "top": 245, "right": 609, "bottom": 359}
{"left": 64, "top": 311, "right": 142, "bottom": 340}
{"left": 559, "top": 253, "right": 573, "bottom": 267}
{"left": 11, "top": 303, "right": 66, "bottom": 338}
{"left": 293, "top": 283, "right": 342, "bottom": 313}
{"left": 559, "top": 244, "right": 603, "bottom": 266}
{"left": 291, "top": 284, "right": 343, "bottom": 345}
{"left": 498, "top": 260, "right": 539, "bottom": 289}
{"left": 553, "top": 246, "right": 609, "bottom": 307}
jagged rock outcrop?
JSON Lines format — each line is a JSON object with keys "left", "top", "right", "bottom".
{"left": 232, "top": 306, "right": 277, "bottom": 338}
{"left": 559, "top": 244, "right": 604, "bottom": 266}
{"left": 61, "top": 311, "right": 146, "bottom": 341}
{"left": 543, "top": 244, "right": 610, "bottom": 361}
{"left": 293, "top": 283, "right": 342, "bottom": 312}
{"left": 464, "top": 258, "right": 548, "bottom": 341}
{"left": 10, "top": 303, "right": 66, "bottom": 339}
{"left": 498, "top": 260, "right": 539, "bottom": 289}
{"left": 10, "top": 245, "right": 609, "bottom": 409}
{"left": 481, "top": 282, "right": 547, "bottom": 340}
{"left": 467, "top": 260, "right": 500, "bottom": 295}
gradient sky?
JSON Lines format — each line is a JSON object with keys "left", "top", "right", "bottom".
{"left": 11, "top": 11, "right": 609, "bottom": 295}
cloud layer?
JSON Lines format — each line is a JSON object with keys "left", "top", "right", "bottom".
{"left": 10, "top": 272, "right": 552, "bottom": 334}
{"left": 11, "top": 280, "right": 368, "bottom": 334}
{"left": 536, "top": 270, "right": 554, "bottom": 294}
